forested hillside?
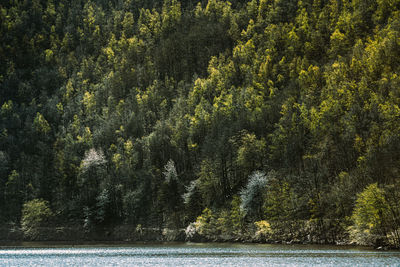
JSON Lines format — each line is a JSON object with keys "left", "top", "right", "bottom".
{"left": 1, "top": 0, "right": 400, "bottom": 247}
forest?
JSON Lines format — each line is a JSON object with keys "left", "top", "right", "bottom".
{"left": 1, "top": 0, "right": 400, "bottom": 247}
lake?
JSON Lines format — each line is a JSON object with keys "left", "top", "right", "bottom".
{"left": 1, "top": 242, "right": 399, "bottom": 266}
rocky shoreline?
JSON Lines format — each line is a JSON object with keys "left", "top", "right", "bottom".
{"left": 0, "top": 225, "right": 362, "bottom": 245}
{"left": 0, "top": 225, "right": 396, "bottom": 250}
{"left": 0, "top": 226, "right": 183, "bottom": 243}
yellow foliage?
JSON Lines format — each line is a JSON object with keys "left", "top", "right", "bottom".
{"left": 1, "top": 100, "right": 13, "bottom": 113}
{"left": 112, "top": 153, "right": 122, "bottom": 169}
{"left": 33, "top": 112, "right": 51, "bottom": 134}
{"left": 83, "top": 91, "right": 95, "bottom": 112}
{"left": 82, "top": 127, "right": 92, "bottom": 145}
{"left": 65, "top": 79, "right": 74, "bottom": 100}
{"left": 104, "top": 46, "right": 114, "bottom": 60}
{"left": 254, "top": 220, "right": 272, "bottom": 237}
{"left": 44, "top": 49, "right": 53, "bottom": 62}
{"left": 71, "top": 115, "right": 80, "bottom": 135}
{"left": 56, "top": 102, "right": 63, "bottom": 114}
{"left": 124, "top": 140, "right": 133, "bottom": 154}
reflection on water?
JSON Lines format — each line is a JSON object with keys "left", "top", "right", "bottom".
{"left": 1, "top": 243, "right": 399, "bottom": 266}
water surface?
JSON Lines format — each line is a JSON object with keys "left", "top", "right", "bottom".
{"left": 1, "top": 242, "right": 399, "bottom": 266}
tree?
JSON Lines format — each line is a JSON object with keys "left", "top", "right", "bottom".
{"left": 21, "top": 199, "right": 53, "bottom": 240}
{"left": 240, "top": 171, "right": 268, "bottom": 220}
{"left": 78, "top": 148, "right": 107, "bottom": 227}
{"left": 1, "top": 0, "right": 400, "bottom": 244}
{"left": 236, "top": 132, "right": 266, "bottom": 173}
{"left": 350, "top": 183, "right": 400, "bottom": 247}
{"left": 158, "top": 159, "right": 182, "bottom": 227}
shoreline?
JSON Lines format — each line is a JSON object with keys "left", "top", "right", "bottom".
{"left": 0, "top": 240, "right": 393, "bottom": 252}
{"left": 0, "top": 226, "right": 395, "bottom": 250}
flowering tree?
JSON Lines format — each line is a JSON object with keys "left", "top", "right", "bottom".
{"left": 81, "top": 148, "right": 106, "bottom": 171}
{"left": 240, "top": 171, "right": 268, "bottom": 220}
{"left": 79, "top": 148, "right": 107, "bottom": 227}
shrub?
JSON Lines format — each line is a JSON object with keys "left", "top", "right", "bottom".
{"left": 254, "top": 220, "right": 272, "bottom": 240}
{"left": 21, "top": 199, "right": 53, "bottom": 239}
{"left": 230, "top": 195, "right": 245, "bottom": 235}
{"left": 350, "top": 183, "right": 400, "bottom": 247}
{"left": 195, "top": 208, "right": 216, "bottom": 236}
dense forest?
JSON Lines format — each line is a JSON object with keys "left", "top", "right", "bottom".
{"left": 1, "top": 0, "right": 400, "bottom": 247}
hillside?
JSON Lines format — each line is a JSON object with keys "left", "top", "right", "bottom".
{"left": 1, "top": 0, "right": 400, "bottom": 247}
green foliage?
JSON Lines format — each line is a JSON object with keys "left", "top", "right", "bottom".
{"left": 21, "top": 199, "right": 53, "bottom": 239}
{"left": 350, "top": 183, "right": 400, "bottom": 247}
{"left": 123, "top": 185, "right": 149, "bottom": 225}
{"left": 1, "top": 0, "right": 400, "bottom": 246}
{"left": 33, "top": 112, "right": 51, "bottom": 134}
{"left": 195, "top": 208, "right": 216, "bottom": 236}
{"left": 263, "top": 177, "right": 295, "bottom": 221}
{"left": 352, "top": 183, "right": 386, "bottom": 233}
{"left": 230, "top": 195, "right": 245, "bottom": 235}
{"left": 159, "top": 159, "right": 183, "bottom": 227}
{"left": 237, "top": 133, "right": 266, "bottom": 172}
{"left": 197, "top": 159, "right": 222, "bottom": 207}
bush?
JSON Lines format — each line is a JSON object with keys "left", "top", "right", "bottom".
{"left": 194, "top": 208, "right": 217, "bottom": 237}
{"left": 254, "top": 220, "right": 272, "bottom": 240}
{"left": 21, "top": 199, "right": 53, "bottom": 239}
{"left": 350, "top": 183, "right": 400, "bottom": 247}
{"left": 240, "top": 171, "right": 268, "bottom": 219}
